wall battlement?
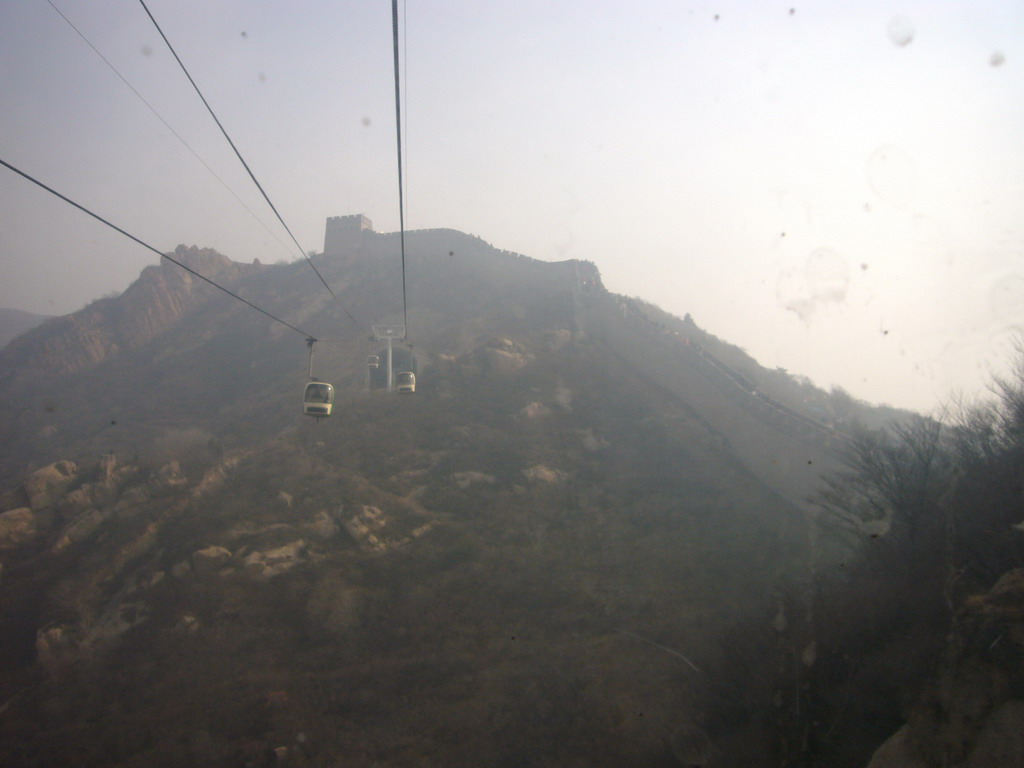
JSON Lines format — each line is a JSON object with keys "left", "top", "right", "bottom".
{"left": 324, "top": 214, "right": 372, "bottom": 256}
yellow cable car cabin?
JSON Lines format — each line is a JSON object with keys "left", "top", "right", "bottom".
{"left": 395, "top": 371, "right": 416, "bottom": 393}
{"left": 303, "top": 381, "right": 335, "bottom": 417}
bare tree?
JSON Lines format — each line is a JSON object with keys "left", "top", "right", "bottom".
{"left": 814, "top": 413, "right": 952, "bottom": 551}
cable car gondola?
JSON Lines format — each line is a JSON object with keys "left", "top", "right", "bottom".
{"left": 395, "top": 371, "right": 416, "bottom": 393}
{"left": 368, "top": 354, "right": 380, "bottom": 369}
{"left": 303, "top": 381, "right": 335, "bottom": 417}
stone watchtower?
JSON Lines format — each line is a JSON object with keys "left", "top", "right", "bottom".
{"left": 324, "top": 214, "right": 372, "bottom": 257}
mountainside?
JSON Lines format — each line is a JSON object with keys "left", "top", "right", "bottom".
{"left": 0, "top": 228, "right": 901, "bottom": 766}
{"left": 0, "top": 308, "right": 51, "bottom": 350}
{"left": 864, "top": 568, "right": 1024, "bottom": 768}
{"left": 0, "top": 232, "right": 866, "bottom": 506}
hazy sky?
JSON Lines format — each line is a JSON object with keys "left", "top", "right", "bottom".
{"left": 1, "top": 0, "right": 1021, "bottom": 412}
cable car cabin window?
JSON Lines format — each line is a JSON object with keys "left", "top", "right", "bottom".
{"left": 303, "top": 382, "right": 335, "bottom": 416}
{"left": 395, "top": 371, "right": 416, "bottom": 393}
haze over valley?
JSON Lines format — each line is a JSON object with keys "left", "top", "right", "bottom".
{"left": 2, "top": 1, "right": 1023, "bottom": 764}
{"left": 2, "top": 0, "right": 1021, "bottom": 411}
{"left": 1, "top": 225, "right": 1022, "bottom": 766}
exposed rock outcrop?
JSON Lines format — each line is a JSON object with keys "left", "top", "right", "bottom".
{"left": 481, "top": 338, "right": 534, "bottom": 372}
{"left": 452, "top": 471, "right": 495, "bottom": 488}
{"left": 0, "top": 246, "right": 247, "bottom": 379}
{"left": 152, "top": 460, "right": 187, "bottom": 491}
{"left": 521, "top": 401, "right": 552, "bottom": 418}
{"left": 192, "top": 545, "right": 233, "bottom": 575}
{"left": 242, "top": 540, "right": 307, "bottom": 579}
{"left": 866, "top": 568, "right": 1024, "bottom": 768}
{"left": 343, "top": 506, "right": 389, "bottom": 552}
{"left": 51, "top": 508, "right": 107, "bottom": 553}
{"left": 47, "top": 455, "right": 139, "bottom": 552}
{"left": 0, "top": 485, "right": 29, "bottom": 513}
{"left": 523, "top": 464, "right": 566, "bottom": 485}
{"left": 0, "top": 508, "right": 34, "bottom": 549}
{"left": 23, "top": 460, "right": 78, "bottom": 511}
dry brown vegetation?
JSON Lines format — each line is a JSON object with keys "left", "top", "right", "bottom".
{"left": 0, "top": 232, "right": 965, "bottom": 766}
{"left": 694, "top": 351, "right": 1024, "bottom": 766}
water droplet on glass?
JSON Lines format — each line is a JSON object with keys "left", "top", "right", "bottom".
{"left": 990, "top": 51, "right": 1006, "bottom": 67}
{"left": 141, "top": 45, "right": 153, "bottom": 57}
{"left": 887, "top": 15, "right": 915, "bottom": 47}
{"left": 776, "top": 248, "right": 850, "bottom": 321}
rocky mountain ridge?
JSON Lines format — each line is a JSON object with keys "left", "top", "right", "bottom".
{"left": 0, "top": 230, "right": 874, "bottom": 515}
{"left": 0, "top": 308, "right": 50, "bottom": 350}
{"left": 0, "top": 226, "right": 918, "bottom": 766}
{"left": 0, "top": 246, "right": 248, "bottom": 381}
{"left": 865, "top": 569, "right": 1024, "bottom": 768}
